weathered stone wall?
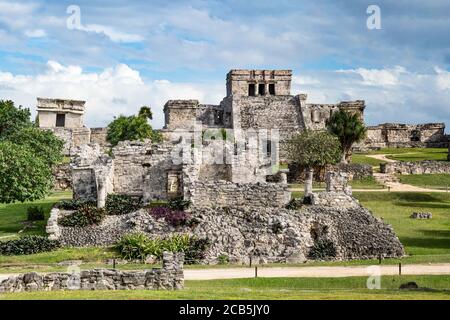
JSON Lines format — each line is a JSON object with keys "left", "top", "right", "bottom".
{"left": 188, "top": 181, "right": 290, "bottom": 209}
{"left": 52, "top": 163, "right": 71, "bottom": 191}
{"left": 358, "top": 123, "right": 448, "bottom": 150}
{"left": 381, "top": 160, "right": 450, "bottom": 174}
{"left": 287, "top": 163, "right": 372, "bottom": 183}
{"left": 226, "top": 69, "right": 292, "bottom": 96}
{"left": 0, "top": 252, "right": 184, "bottom": 292}
{"left": 48, "top": 198, "right": 403, "bottom": 263}
{"left": 325, "top": 172, "right": 352, "bottom": 195}
{"left": 90, "top": 127, "right": 109, "bottom": 148}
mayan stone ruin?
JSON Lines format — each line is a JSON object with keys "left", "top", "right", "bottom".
{"left": 36, "top": 69, "right": 411, "bottom": 264}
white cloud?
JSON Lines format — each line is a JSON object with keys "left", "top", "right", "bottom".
{"left": 434, "top": 67, "right": 450, "bottom": 90}
{"left": 78, "top": 24, "right": 144, "bottom": 43}
{"left": 337, "top": 66, "right": 407, "bottom": 86}
{"left": 0, "top": 61, "right": 222, "bottom": 128}
{"left": 25, "top": 29, "right": 46, "bottom": 38}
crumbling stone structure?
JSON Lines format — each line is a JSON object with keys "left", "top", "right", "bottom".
{"left": 0, "top": 252, "right": 184, "bottom": 292}
{"left": 358, "top": 123, "right": 449, "bottom": 150}
{"left": 36, "top": 98, "right": 109, "bottom": 155}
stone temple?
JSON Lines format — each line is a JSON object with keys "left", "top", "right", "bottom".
{"left": 37, "top": 69, "right": 449, "bottom": 206}
{"left": 41, "top": 69, "right": 410, "bottom": 263}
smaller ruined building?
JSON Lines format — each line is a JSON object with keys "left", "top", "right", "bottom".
{"left": 36, "top": 98, "right": 108, "bottom": 155}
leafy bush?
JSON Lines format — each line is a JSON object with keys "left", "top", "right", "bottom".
{"left": 27, "top": 206, "right": 45, "bottom": 221}
{"left": 149, "top": 207, "right": 191, "bottom": 227}
{"left": 168, "top": 197, "right": 192, "bottom": 211}
{"left": 285, "top": 198, "right": 303, "bottom": 210}
{"left": 58, "top": 199, "right": 96, "bottom": 210}
{"left": 58, "top": 204, "right": 105, "bottom": 227}
{"left": 308, "top": 239, "right": 337, "bottom": 260}
{"left": 105, "top": 194, "right": 142, "bottom": 215}
{"left": 114, "top": 233, "right": 210, "bottom": 264}
{"left": 0, "top": 236, "right": 60, "bottom": 255}
{"left": 218, "top": 254, "right": 229, "bottom": 265}
{"left": 113, "top": 233, "right": 151, "bottom": 260}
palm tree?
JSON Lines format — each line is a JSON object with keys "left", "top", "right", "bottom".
{"left": 138, "top": 106, "right": 153, "bottom": 120}
{"left": 327, "top": 110, "right": 367, "bottom": 164}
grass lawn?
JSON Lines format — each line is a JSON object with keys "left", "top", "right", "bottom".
{"left": 398, "top": 174, "right": 450, "bottom": 190}
{"left": 0, "top": 276, "right": 448, "bottom": 300}
{"left": 0, "top": 191, "right": 71, "bottom": 240}
{"left": 349, "top": 176, "right": 384, "bottom": 189}
{"left": 354, "top": 192, "right": 450, "bottom": 258}
{"left": 351, "top": 154, "right": 385, "bottom": 167}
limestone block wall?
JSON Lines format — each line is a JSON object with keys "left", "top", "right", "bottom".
{"left": 189, "top": 181, "right": 290, "bottom": 209}
{"left": 52, "top": 163, "right": 71, "bottom": 191}
{"left": 381, "top": 161, "right": 450, "bottom": 174}
{"left": 0, "top": 252, "right": 184, "bottom": 292}
{"left": 90, "top": 127, "right": 109, "bottom": 148}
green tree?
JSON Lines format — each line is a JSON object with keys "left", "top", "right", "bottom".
{"left": 107, "top": 106, "right": 161, "bottom": 146}
{"left": 8, "top": 127, "right": 64, "bottom": 166}
{"left": 0, "top": 100, "right": 31, "bottom": 138}
{"left": 138, "top": 106, "right": 153, "bottom": 120}
{"left": 286, "top": 130, "right": 341, "bottom": 196}
{"left": 0, "top": 142, "right": 52, "bottom": 203}
{"left": 326, "top": 110, "right": 367, "bottom": 163}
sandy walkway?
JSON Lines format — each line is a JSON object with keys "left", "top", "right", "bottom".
{"left": 1, "top": 264, "right": 449, "bottom": 282}
{"left": 366, "top": 154, "right": 397, "bottom": 163}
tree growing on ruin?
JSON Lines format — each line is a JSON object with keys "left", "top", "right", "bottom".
{"left": 326, "top": 110, "right": 367, "bottom": 163}
{"left": 287, "top": 130, "right": 341, "bottom": 196}
{"left": 107, "top": 106, "right": 162, "bottom": 146}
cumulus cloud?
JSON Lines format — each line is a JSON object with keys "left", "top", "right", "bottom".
{"left": 0, "top": 61, "right": 223, "bottom": 128}
{"left": 24, "top": 29, "right": 47, "bottom": 38}
{"left": 337, "top": 66, "right": 407, "bottom": 86}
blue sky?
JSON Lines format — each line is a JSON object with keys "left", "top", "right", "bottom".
{"left": 0, "top": 0, "right": 450, "bottom": 129}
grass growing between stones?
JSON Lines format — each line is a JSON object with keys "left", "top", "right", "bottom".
{"left": 0, "top": 191, "right": 71, "bottom": 240}
{"left": 398, "top": 174, "right": 450, "bottom": 190}
{"left": 0, "top": 275, "right": 448, "bottom": 300}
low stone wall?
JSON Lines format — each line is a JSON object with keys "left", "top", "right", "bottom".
{"left": 287, "top": 163, "right": 372, "bottom": 183}
{"left": 52, "top": 163, "right": 71, "bottom": 191}
{"left": 0, "top": 252, "right": 184, "bottom": 293}
{"left": 189, "top": 181, "right": 290, "bottom": 209}
{"left": 381, "top": 161, "right": 450, "bottom": 174}
{"left": 48, "top": 195, "right": 404, "bottom": 263}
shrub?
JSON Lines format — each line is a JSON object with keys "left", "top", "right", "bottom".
{"left": 184, "top": 237, "right": 210, "bottom": 264}
{"left": 105, "top": 194, "right": 142, "bottom": 215}
{"left": 114, "top": 233, "right": 210, "bottom": 264}
{"left": 308, "top": 239, "right": 337, "bottom": 260}
{"left": 58, "top": 199, "right": 96, "bottom": 210}
{"left": 218, "top": 254, "right": 229, "bottom": 265}
{"left": 149, "top": 207, "right": 191, "bottom": 227}
{"left": 27, "top": 206, "right": 45, "bottom": 221}
{"left": 58, "top": 204, "right": 105, "bottom": 227}
{"left": 114, "top": 232, "right": 151, "bottom": 260}
{"left": 0, "top": 236, "right": 60, "bottom": 255}
{"left": 285, "top": 198, "right": 302, "bottom": 210}
{"left": 168, "top": 197, "right": 192, "bottom": 211}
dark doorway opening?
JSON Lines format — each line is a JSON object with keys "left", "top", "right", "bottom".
{"left": 248, "top": 84, "right": 256, "bottom": 96}
{"left": 269, "top": 83, "right": 275, "bottom": 95}
{"left": 258, "top": 83, "right": 265, "bottom": 95}
{"left": 56, "top": 114, "right": 66, "bottom": 127}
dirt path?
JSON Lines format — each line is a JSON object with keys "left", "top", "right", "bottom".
{"left": 366, "top": 154, "right": 397, "bottom": 163}
{"left": 1, "top": 264, "right": 449, "bottom": 282}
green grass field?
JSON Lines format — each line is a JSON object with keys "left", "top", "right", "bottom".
{"left": 0, "top": 276, "right": 448, "bottom": 300}
{"left": 398, "top": 174, "right": 450, "bottom": 190}
{"left": 352, "top": 147, "right": 448, "bottom": 167}
{"left": 355, "top": 192, "right": 450, "bottom": 257}
{"left": 0, "top": 191, "right": 71, "bottom": 240}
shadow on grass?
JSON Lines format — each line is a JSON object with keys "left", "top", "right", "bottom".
{"left": 400, "top": 236, "right": 450, "bottom": 250}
